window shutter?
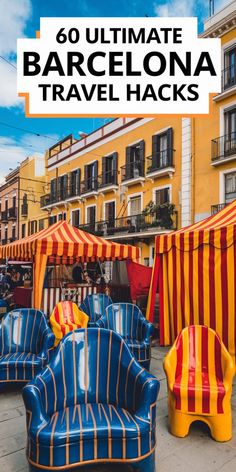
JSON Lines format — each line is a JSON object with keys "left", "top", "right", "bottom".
{"left": 126, "top": 146, "right": 132, "bottom": 179}
{"left": 139, "top": 140, "right": 145, "bottom": 175}
{"left": 102, "top": 156, "right": 106, "bottom": 185}
{"left": 64, "top": 175, "right": 68, "bottom": 200}
{"left": 77, "top": 169, "right": 81, "bottom": 195}
{"left": 167, "top": 128, "right": 173, "bottom": 165}
{"left": 94, "top": 161, "right": 98, "bottom": 190}
{"left": 84, "top": 165, "right": 88, "bottom": 192}
{"left": 68, "top": 172, "right": 72, "bottom": 197}
{"left": 113, "top": 152, "right": 118, "bottom": 184}
{"left": 152, "top": 135, "right": 160, "bottom": 169}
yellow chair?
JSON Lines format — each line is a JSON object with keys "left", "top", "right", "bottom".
{"left": 50, "top": 301, "right": 89, "bottom": 345}
{"left": 164, "top": 325, "right": 235, "bottom": 442}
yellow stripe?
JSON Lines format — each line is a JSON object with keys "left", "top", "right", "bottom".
{"left": 180, "top": 329, "right": 189, "bottom": 412}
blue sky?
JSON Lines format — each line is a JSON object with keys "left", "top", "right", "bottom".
{"left": 0, "top": 0, "right": 230, "bottom": 180}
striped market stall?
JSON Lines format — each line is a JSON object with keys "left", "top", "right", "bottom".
{"left": 147, "top": 200, "right": 236, "bottom": 364}
{"left": 0, "top": 221, "right": 140, "bottom": 312}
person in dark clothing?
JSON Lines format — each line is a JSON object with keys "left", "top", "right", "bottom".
{"left": 72, "top": 264, "right": 83, "bottom": 283}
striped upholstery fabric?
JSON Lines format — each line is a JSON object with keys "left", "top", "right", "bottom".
{"left": 80, "top": 293, "right": 113, "bottom": 327}
{"left": 97, "top": 303, "right": 154, "bottom": 370}
{"left": 50, "top": 301, "right": 89, "bottom": 344}
{"left": 164, "top": 325, "right": 235, "bottom": 441}
{"left": 0, "top": 309, "right": 55, "bottom": 385}
{"left": 23, "top": 329, "right": 160, "bottom": 471}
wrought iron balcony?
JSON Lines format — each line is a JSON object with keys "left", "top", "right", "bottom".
{"left": 9, "top": 236, "right": 17, "bottom": 243}
{"left": 0, "top": 211, "right": 8, "bottom": 223}
{"left": 211, "top": 203, "right": 227, "bottom": 215}
{"left": 78, "top": 207, "right": 177, "bottom": 237}
{"left": 212, "top": 132, "right": 236, "bottom": 162}
{"left": 67, "top": 183, "right": 80, "bottom": 199}
{"left": 21, "top": 203, "right": 28, "bottom": 217}
{"left": 81, "top": 178, "right": 98, "bottom": 195}
{"left": 40, "top": 194, "right": 51, "bottom": 208}
{"left": 222, "top": 64, "right": 236, "bottom": 91}
{"left": 147, "top": 149, "right": 174, "bottom": 174}
{"left": 40, "top": 185, "right": 81, "bottom": 208}
{"left": 1, "top": 238, "right": 8, "bottom": 245}
{"left": 98, "top": 171, "right": 118, "bottom": 190}
{"left": 8, "top": 207, "right": 17, "bottom": 220}
{"left": 121, "top": 160, "right": 145, "bottom": 182}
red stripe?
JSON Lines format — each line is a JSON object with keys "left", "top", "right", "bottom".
{"left": 180, "top": 236, "right": 185, "bottom": 330}
{"left": 201, "top": 326, "right": 210, "bottom": 414}
{"left": 189, "top": 248, "right": 194, "bottom": 325}
{"left": 198, "top": 233, "right": 204, "bottom": 325}
{"left": 220, "top": 228, "right": 228, "bottom": 348}
{"left": 173, "top": 334, "right": 183, "bottom": 410}
{"left": 214, "top": 335, "right": 225, "bottom": 414}
{"left": 209, "top": 230, "right": 216, "bottom": 331}
{"left": 172, "top": 236, "right": 178, "bottom": 339}
{"left": 188, "top": 326, "right": 196, "bottom": 412}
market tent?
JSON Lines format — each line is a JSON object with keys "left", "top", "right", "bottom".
{"left": 146, "top": 200, "right": 236, "bottom": 363}
{"left": 0, "top": 221, "right": 140, "bottom": 310}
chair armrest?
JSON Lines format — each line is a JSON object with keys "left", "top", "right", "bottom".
{"left": 23, "top": 383, "right": 49, "bottom": 430}
{"left": 221, "top": 344, "right": 235, "bottom": 386}
{"left": 96, "top": 317, "right": 106, "bottom": 328}
{"left": 134, "top": 372, "right": 160, "bottom": 424}
{"left": 39, "top": 327, "right": 55, "bottom": 361}
{"left": 141, "top": 320, "right": 155, "bottom": 343}
{"left": 163, "top": 342, "right": 177, "bottom": 391}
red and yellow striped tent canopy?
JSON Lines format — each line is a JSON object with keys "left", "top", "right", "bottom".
{"left": 0, "top": 221, "right": 140, "bottom": 310}
{"left": 147, "top": 200, "right": 236, "bottom": 364}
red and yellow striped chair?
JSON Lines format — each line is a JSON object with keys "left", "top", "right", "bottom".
{"left": 50, "top": 301, "right": 89, "bottom": 345}
{"left": 164, "top": 325, "right": 235, "bottom": 442}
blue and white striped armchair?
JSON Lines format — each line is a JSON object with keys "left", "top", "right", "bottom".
{"left": 23, "top": 328, "right": 159, "bottom": 471}
{"left": 80, "top": 293, "right": 113, "bottom": 327}
{"left": 97, "top": 303, "right": 154, "bottom": 370}
{"left": 0, "top": 309, "right": 55, "bottom": 387}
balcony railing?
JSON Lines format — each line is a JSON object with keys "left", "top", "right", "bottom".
{"left": 121, "top": 160, "right": 145, "bottom": 182}
{"left": 8, "top": 207, "right": 17, "bottom": 220}
{"left": 9, "top": 236, "right": 17, "bottom": 243}
{"left": 212, "top": 132, "right": 236, "bottom": 161}
{"left": 147, "top": 149, "right": 173, "bottom": 173}
{"left": 0, "top": 211, "right": 8, "bottom": 223}
{"left": 21, "top": 203, "right": 28, "bottom": 217}
{"left": 40, "top": 185, "right": 81, "bottom": 207}
{"left": 98, "top": 171, "right": 118, "bottom": 189}
{"left": 81, "top": 178, "right": 98, "bottom": 194}
{"left": 211, "top": 203, "right": 228, "bottom": 215}
{"left": 78, "top": 208, "right": 177, "bottom": 237}
{"left": 222, "top": 64, "right": 236, "bottom": 91}
{"left": 1, "top": 238, "right": 8, "bottom": 245}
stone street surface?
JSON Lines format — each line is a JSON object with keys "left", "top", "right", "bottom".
{"left": 0, "top": 344, "right": 235, "bottom": 472}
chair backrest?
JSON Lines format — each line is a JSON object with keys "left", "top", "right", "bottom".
{"left": 80, "top": 293, "right": 112, "bottom": 322}
{"left": 0, "top": 309, "right": 48, "bottom": 355}
{"left": 36, "top": 328, "right": 144, "bottom": 416}
{"left": 51, "top": 301, "right": 83, "bottom": 326}
{"left": 104, "top": 303, "right": 145, "bottom": 340}
{"left": 175, "top": 325, "right": 224, "bottom": 374}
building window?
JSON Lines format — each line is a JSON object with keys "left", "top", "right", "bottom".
{"left": 129, "top": 195, "right": 141, "bottom": 216}
{"left": 22, "top": 223, "right": 26, "bottom": 238}
{"left": 4, "top": 226, "right": 8, "bottom": 242}
{"left": 104, "top": 201, "right": 115, "bottom": 226}
{"left": 149, "top": 128, "right": 173, "bottom": 171}
{"left": 12, "top": 195, "right": 16, "bottom": 208}
{"left": 12, "top": 226, "right": 16, "bottom": 240}
{"left": 154, "top": 187, "right": 170, "bottom": 205}
{"left": 58, "top": 174, "right": 68, "bottom": 201}
{"left": 50, "top": 179, "right": 57, "bottom": 202}
{"left": 125, "top": 140, "right": 145, "bottom": 179}
{"left": 39, "top": 219, "right": 44, "bottom": 231}
{"left": 29, "top": 220, "right": 37, "bottom": 235}
{"left": 69, "top": 169, "right": 80, "bottom": 197}
{"left": 224, "top": 108, "right": 236, "bottom": 154}
{"left": 5, "top": 200, "right": 8, "bottom": 212}
{"left": 71, "top": 209, "right": 80, "bottom": 227}
{"left": 101, "top": 153, "right": 118, "bottom": 186}
{"left": 225, "top": 172, "right": 236, "bottom": 203}
{"left": 84, "top": 162, "right": 98, "bottom": 192}
{"left": 86, "top": 206, "right": 96, "bottom": 226}
{"left": 223, "top": 46, "right": 236, "bottom": 90}
{"left": 49, "top": 215, "right": 57, "bottom": 226}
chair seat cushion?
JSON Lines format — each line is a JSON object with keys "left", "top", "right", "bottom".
{"left": 174, "top": 372, "right": 226, "bottom": 397}
{"left": 0, "top": 352, "right": 45, "bottom": 381}
{"left": 32, "top": 403, "right": 150, "bottom": 447}
{"left": 126, "top": 339, "right": 148, "bottom": 350}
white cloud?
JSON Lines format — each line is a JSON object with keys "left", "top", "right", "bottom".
{"left": 0, "top": 0, "right": 31, "bottom": 108}
{"left": 154, "top": 0, "right": 230, "bottom": 18}
{"left": 0, "top": 133, "right": 60, "bottom": 181}
{"left": 0, "top": 0, "right": 31, "bottom": 56}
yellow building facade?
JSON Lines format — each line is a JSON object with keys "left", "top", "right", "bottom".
{"left": 37, "top": 2, "right": 236, "bottom": 265}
